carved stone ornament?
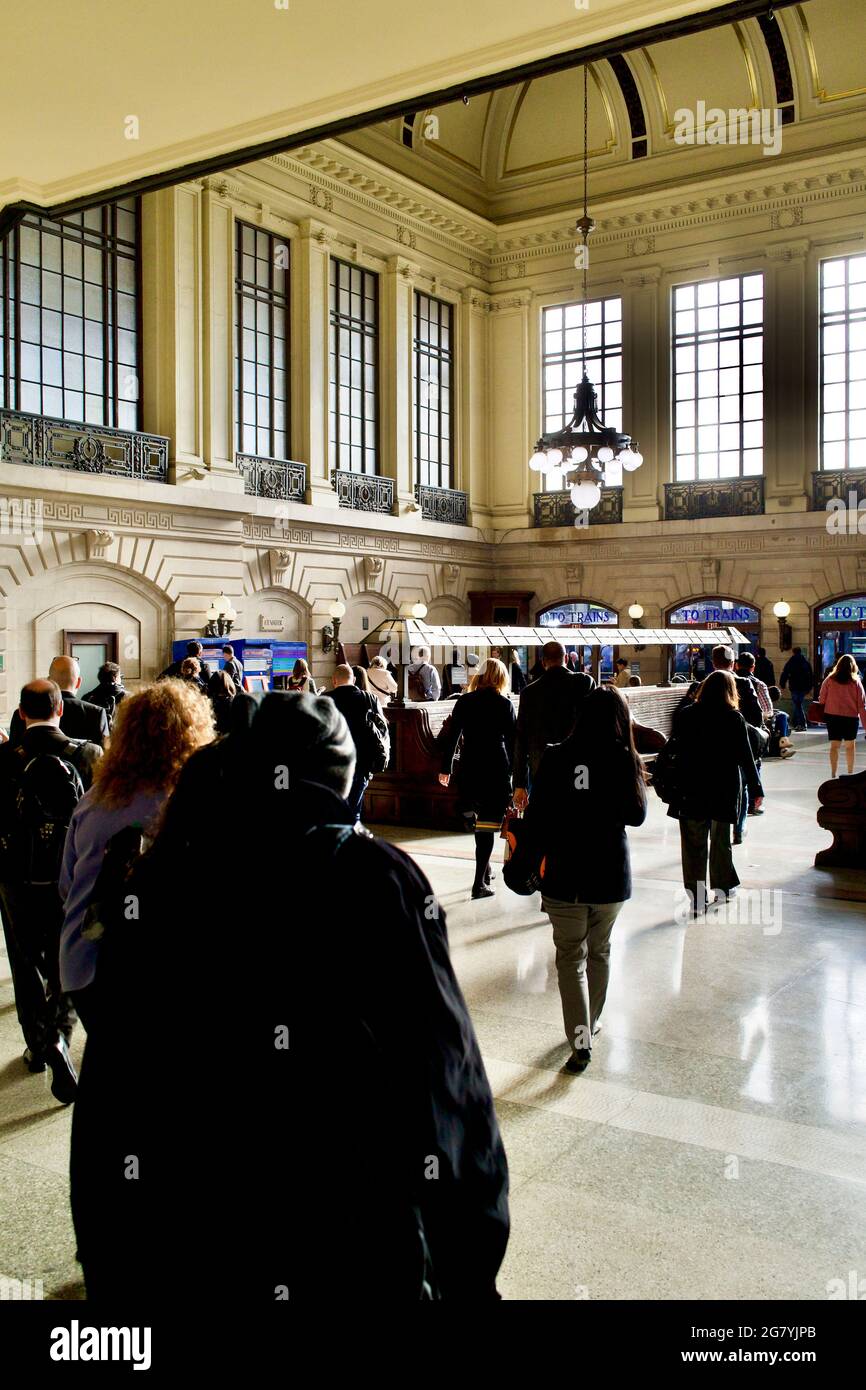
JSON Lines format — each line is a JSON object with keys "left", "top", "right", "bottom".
{"left": 271, "top": 549, "right": 292, "bottom": 585}
{"left": 86, "top": 529, "right": 115, "bottom": 559}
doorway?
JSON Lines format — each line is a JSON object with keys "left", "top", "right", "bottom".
{"left": 63, "top": 630, "right": 118, "bottom": 695}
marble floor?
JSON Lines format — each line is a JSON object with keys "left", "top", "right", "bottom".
{"left": 0, "top": 728, "right": 864, "bottom": 1301}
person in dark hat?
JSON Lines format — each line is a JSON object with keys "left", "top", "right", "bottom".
{"left": 70, "top": 692, "right": 509, "bottom": 1304}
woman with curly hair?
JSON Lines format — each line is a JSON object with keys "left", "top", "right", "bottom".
{"left": 58, "top": 679, "right": 214, "bottom": 1028}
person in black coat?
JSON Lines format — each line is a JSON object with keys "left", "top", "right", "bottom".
{"left": 674, "top": 670, "right": 764, "bottom": 914}
{"left": 513, "top": 640, "right": 595, "bottom": 806}
{"left": 521, "top": 686, "right": 647, "bottom": 1074}
{"left": 69, "top": 692, "right": 509, "bottom": 1304}
{"left": 780, "top": 647, "right": 815, "bottom": 731}
{"left": 321, "top": 663, "right": 383, "bottom": 821}
{"left": 159, "top": 640, "right": 212, "bottom": 693}
{"left": 439, "top": 658, "right": 516, "bottom": 899}
{"left": 754, "top": 647, "right": 775, "bottom": 688}
{"left": 83, "top": 662, "right": 128, "bottom": 729}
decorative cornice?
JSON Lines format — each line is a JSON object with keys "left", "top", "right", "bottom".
{"left": 461, "top": 287, "right": 492, "bottom": 312}
{"left": 490, "top": 289, "right": 533, "bottom": 311}
{"left": 766, "top": 238, "right": 811, "bottom": 261}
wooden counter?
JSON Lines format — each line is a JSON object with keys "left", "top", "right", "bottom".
{"left": 363, "top": 685, "right": 683, "bottom": 830}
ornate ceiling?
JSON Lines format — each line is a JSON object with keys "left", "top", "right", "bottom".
{"left": 339, "top": 1, "right": 866, "bottom": 221}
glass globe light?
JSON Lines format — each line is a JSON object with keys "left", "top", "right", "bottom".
{"left": 545, "top": 467, "right": 564, "bottom": 488}
{"left": 412, "top": 602, "right": 428, "bottom": 620}
{"left": 207, "top": 601, "right": 219, "bottom": 621}
{"left": 597, "top": 446, "right": 614, "bottom": 463}
{"left": 546, "top": 448, "right": 564, "bottom": 467}
{"left": 529, "top": 451, "right": 547, "bottom": 472}
{"left": 571, "top": 479, "right": 602, "bottom": 509}
{"left": 572, "top": 445, "right": 589, "bottom": 463}
{"left": 622, "top": 450, "right": 643, "bottom": 471}
{"left": 773, "top": 599, "right": 791, "bottom": 619}
{"left": 223, "top": 600, "right": 238, "bottom": 622}
{"left": 628, "top": 603, "right": 644, "bottom": 621}
{"left": 328, "top": 599, "right": 347, "bottom": 620}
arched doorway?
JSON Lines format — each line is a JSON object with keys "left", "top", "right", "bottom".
{"left": 536, "top": 598, "right": 619, "bottom": 683}
{"left": 813, "top": 594, "right": 866, "bottom": 681}
{"left": 665, "top": 596, "right": 761, "bottom": 682}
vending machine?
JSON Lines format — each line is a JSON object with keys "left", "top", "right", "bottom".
{"left": 168, "top": 639, "right": 309, "bottom": 691}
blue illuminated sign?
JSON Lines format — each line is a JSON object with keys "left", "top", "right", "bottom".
{"left": 669, "top": 601, "right": 760, "bottom": 626}
{"left": 817, "top": 597, "right": 866, "bottom": 623}
{"left": 539, "top": 602, "right": 617, "bottom": 625}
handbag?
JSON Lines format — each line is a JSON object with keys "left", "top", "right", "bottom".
{"left": 501, "top": 810, "right": 545, "bottom": 896}
{"left": 650, "top": 735, "right": 681, "bottom": 807}
{"left": 807, "top": 701, "right": 825, "bottom": 725}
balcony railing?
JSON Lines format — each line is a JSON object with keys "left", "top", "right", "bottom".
{"left": 664, "top": 476, "right": 764, "bottom": 521}
{"left": 534, "top": 487, "right": 623, "bottom": 528}
{"left": 237, "top": 452, "right": 306, "bottom": 502}
{"left": 0, "top": 410, "right": 169, "bottom": 483}
{"left": 811, "top": 469, "right": 866, "bottom": 512}
{"left": 414, "top": 483, "right": 469, "bottom": 525}
{"left": 331, "top": 469, "right": 394, "bottom": 514}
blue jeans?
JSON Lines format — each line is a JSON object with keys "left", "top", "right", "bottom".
{"left": 774, "top": 711, "right": 790, "bottom": 738}
{"left": 790, "top": 690, "right": 808, "bottom": 728}
{"left": 346, "top": 769, "right": 370, "bottom": 823}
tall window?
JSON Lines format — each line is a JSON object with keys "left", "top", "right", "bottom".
{"left": 414, "top": 292, "right": 453, "bottom": 489}
{"left": 0, "top": 200, "right": 140, "bottom": 429}
{"left": 819, "top": 253, "right": 866, "bottom": 470}
{"left": 235, "top": 222, "right": 290, "bottom": 459}
{"left": 672, "top": 274, "right": 763, "bottom": 480}
{"left": 542, "top": 297, "right": 622, "bottom": 491}
{"left": 329, "top": 258, "right": 378, "bottom": 475}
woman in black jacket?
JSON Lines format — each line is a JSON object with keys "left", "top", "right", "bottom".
{"left": 674, "top": 669, "right": 764, "bottom": 914}
{"left": 439, "top": 658, "right": 516, "bottom": 899}
{"left": 522, "top": 686, "right": 647, "bottom": 1074}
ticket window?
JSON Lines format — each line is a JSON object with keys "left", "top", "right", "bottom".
{"left": 666, "top": 601, "right": 760, "bottom": 681}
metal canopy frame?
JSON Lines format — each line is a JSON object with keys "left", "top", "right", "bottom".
{"left": 405, "top": 621, "right": 750, "bottom": 648}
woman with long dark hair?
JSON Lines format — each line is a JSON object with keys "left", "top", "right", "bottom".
{"left": 818, "top": 654, "right": 866, "bottom": 777}
{"left": 207, "top": 668, "right": 237, "bottom": 735}
{"left": 438, "top": 658, "right": 516, "bottom": 899}
{"left": 522, "top": 686, "right": 646, "bottom": 1074}
{"left": 674, "top": 669, "right": 763, "bottom": 914}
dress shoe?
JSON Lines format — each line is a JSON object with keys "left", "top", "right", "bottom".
{"left": 471, "top": 885, "right": 495, "bottom": 900}
{"left": 733, "top": 831, "right": 743, "bottom": 845}
{"left": 564, "top": 1049, "right": 591, "bottom": 1075}
{"left": 45, "top": 1037, "right": 78, "bottom": 1105}
{"left": 23, "top": 1048, "right": 46, "bottom": 1074}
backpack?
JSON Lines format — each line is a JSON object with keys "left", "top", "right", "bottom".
{"left": 407, "top": 666, "right": 427, "bottom": 702}
{"left": 651, "top": 736, "right": 681, "bottom": 809}
{"left": 0, "top": 741, "right": 86, "bottom": 885}
{"left": 361, "top": 697, "right": 391, "bottom": 775}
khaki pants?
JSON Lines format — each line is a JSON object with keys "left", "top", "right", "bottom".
{"left": 542, "top": 897, "right": 624, "bottom": 1053}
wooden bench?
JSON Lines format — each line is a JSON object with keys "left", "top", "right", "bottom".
{"left": 815, "top": 770, "right": 866, "bottom": 869}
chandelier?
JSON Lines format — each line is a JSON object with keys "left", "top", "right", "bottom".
{"left": 528, "top": 65, "right": 643, "bottom": 516}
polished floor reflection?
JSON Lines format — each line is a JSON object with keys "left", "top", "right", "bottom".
{"left": 386, "top": 730, "right": 866, "bottom": 1301}
{"left": 0, "top": 729, "right": 864, "bottom": 1299}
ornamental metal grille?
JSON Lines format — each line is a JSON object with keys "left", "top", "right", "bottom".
{"left": 0, "top": 200, "right": 140, "bottom": 430}
{"left": 331, "top": 469, "right": 393, "bottom": 513}
{"left": 819, "top": 254, "right": 866, "bottom": 471}
{"left": 672, "top": 273, "right": 764, "bottom": 481}
{"left": 663, "top": 476, "right": 764, "bottom": 520}
{"left": 542, "top": 297, "right": 622, "bottom": 493}
{"left": 329, "top": 258, "right": 378, "bottom": 476}
{"left": 237, "top": 452, "right": 306, "bottom": 502}
{"left": 414, "top": 483, "right": 468, "bottom": 524}
{"left": 414, "top": 292, "right": 454, "bottom": 489}
{"left": 235, "top": 221, "right": 290, "bottom": 461}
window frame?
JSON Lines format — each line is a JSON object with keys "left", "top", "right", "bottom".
{"left": 541, "top": 294, "right": 623, "bottom": 492}
{"left": 413, "top": 290, "right": 454, "bottom": 490}
{"left": 671, "top": 271, "right": 765, "bottom": 483}
{"left": 0, "top": 199, "right": 142, "bottom": 430}
{"left": 234, "top": 219, "right": 291, "bottom": 462}
{"left": 328, "top": 256, "right": 379, "bottom": 477}
{"left": 818, "top": 252, "right": 866, "bottom": 471}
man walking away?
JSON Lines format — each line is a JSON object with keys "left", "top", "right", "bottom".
{"left": 83, "top": 662, "right": 128, "bottom": 731}
{"left": 754, "top": 647, "right": 775, "bottom": 687}
{"left": 780, "top": 647, "right": 814, "bottom": 731}
{"left": 222, "top": 644, "right": 244, "bottom": 692}
{"left": 0, "top": 681, "right": 102, "bottom": 1102}
{"left": 9, "top": 657, "right": 109, "bottom": 748}
{"left": 322, "top": 664, "right": 388, "bottom": 822}
{"left": 513, "top": 641, "right": 595, "bottom": 808}
{"left": 407, "top": 647, "right": 441, "bottom": 702}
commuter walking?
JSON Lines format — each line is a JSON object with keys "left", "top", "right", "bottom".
{"left": 438, "top": 658, "right": 516, "bottom": 899}
{"left": 673, "top": 671, "right": 764, "bottom": 914}
{"left": 780, "top": 647, "right": 814, "bottom": 731}
{"left": 70, "top": 692, "right": 509, "bottom": 1302}
{"left": 513, "top": 640, "right": 594, "bottom": 807}
{"left": 59, "top": 681, "right": 214, "bottom": 1031}
{"left": 83, "top": 662, "right": 128, "bottom": 730}
{"left": 221, "top": 644, "right": 244, "bottom": 692}
{"left": 367, "top": 654, "right": 398, "bottom": 706}
{"left": 522, "top": 686, "right": 647, "bottom": 1073}
{"left": 286, "top": 658, "right": 317, "bottom": 694}
{"left": 754, "top": 648, "right": 776, "bottom": 687}
{"left": 322, "top": 664, "right": 388, "bottom": 821}
{"left": 0, "top": 681, "right": 103, "bottom": 1102}
{"left": 818, "top": 654, "right": 866, "bottom": 777}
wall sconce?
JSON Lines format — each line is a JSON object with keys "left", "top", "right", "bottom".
{"left": 205, "top": 594, "right": 237, "bottom": 637}
{"left": 773, "top": 598, "right": 792, "bottom": 652}
{"left": 627, "top": 601, "right": 646, "bottom": 652}
{"left": 323, "top": 599, "right": 346, "bottom": 654}
{"left": 411, "top": 601, "right": 428, "bottom": 621}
